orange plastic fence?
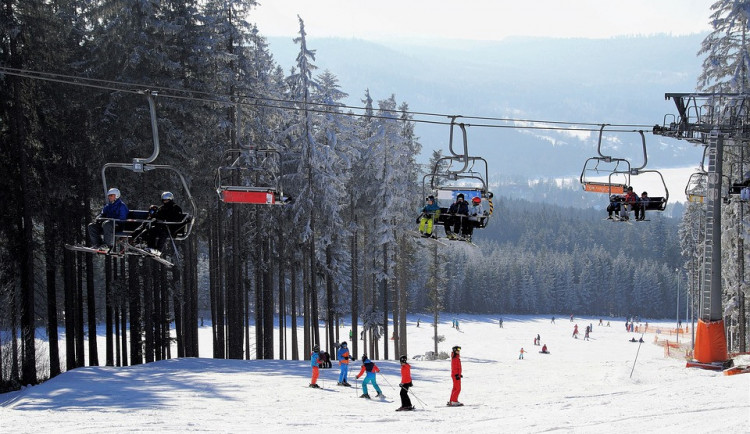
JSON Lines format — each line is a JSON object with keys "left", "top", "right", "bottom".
{"left": 693, "top": 319, "right": 727, "bottom": 363}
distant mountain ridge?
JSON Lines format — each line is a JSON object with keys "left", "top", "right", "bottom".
{"left": 266, "top": 34, "right": 707, "bottom": 179}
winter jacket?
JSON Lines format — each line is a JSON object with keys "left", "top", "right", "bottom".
{"left": 152, "top": 200, "right": 183, "bottom": 222}
{"left": 101, "top": 198, "right": 129, "bottom": 220}
{"left": 468, "top": 202, "right": 484, "bottom": 221}
{"left": 337, "top": 346, "right": 351, "bottom": 365}
{"left": 451, "top": 354, "right": 462, "bottom": 380}
{"left": 356, "top": 359, "right": 380, "bottom": 379}
{"left": 310, "top": 351, "right": 321, "bottom": 367}
{"left": 448, "top": 200, "right": 468, "bottom": 216}
{"left": 624, "top": 191, "right": 638, "bottom": 204}
{"left": 421, "top": 202, "right": 440, "bottom": 214}
{"left": 400, "top": 363, "right": 412, "bottom": 384}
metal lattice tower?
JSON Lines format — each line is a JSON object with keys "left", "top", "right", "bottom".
{"left": 654, "top": 93, "right": 750, "bottom": 323}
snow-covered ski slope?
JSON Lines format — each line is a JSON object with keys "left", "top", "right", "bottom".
{"left": 1, "top": 315, "right": 748, "bottom": 433}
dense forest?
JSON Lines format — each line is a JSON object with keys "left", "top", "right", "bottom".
{"left": 0, "top": 0, "right": 746, "bottom": 394}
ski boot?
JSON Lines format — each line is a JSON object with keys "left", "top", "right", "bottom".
{"left": 360, "top": 394, "right": 371, "bottom": 399}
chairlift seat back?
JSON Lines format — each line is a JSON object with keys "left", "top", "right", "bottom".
{"left": 219, "top": 186, "right": 282, "bottom": 205}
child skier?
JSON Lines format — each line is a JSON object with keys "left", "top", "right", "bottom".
{"left": 418, "top": 195, "right": 441, "bottom": 237}
{"left": 355, "top": 354, "right": 384, "bottom": 399}
{"left": 397, "top": 355, "right": 414, "bottom": 411}
{"left": 309, "top": 344, "right": 322, "bottom": 388}
{"left": 519, "top": 347, "right": 527, "bottom": 359}
{"left": 448, "top": 346, "right": 463, "bottom": 406}
{"left": 336, "top": 341, "right": 351, "bottom": 386}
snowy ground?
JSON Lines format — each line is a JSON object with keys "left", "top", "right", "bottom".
{"left": 1, "top": 315, "right": 748, "bottom": 433}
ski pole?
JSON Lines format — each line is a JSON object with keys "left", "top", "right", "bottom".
{"left": 630, "top": 333, "right": 645, "bottom": 378}
{"left": 380, "top": 372, "right": 398, "bottom": 392}
{"left": 405, "top": 387, "right": 427, "bottom": 408}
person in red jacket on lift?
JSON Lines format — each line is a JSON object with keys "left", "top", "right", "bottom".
{"left": 448, "top": 345, "right": 463, "bottom": 406}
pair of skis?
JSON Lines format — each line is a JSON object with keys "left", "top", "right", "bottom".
{"left": 64, "top": 243, "right": 173, "bottom": 267}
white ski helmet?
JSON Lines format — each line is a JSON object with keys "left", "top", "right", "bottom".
{"left": 107, "top": 188, "right": 121, "bottom": 199}
{"left": 161, "top": 191, "right": 174, "bottom": 201}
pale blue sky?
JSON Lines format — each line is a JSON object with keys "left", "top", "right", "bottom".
{"left": 252, "top": 0, "right": 715, "bottom": 41}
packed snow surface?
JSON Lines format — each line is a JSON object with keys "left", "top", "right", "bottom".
{"left": 1, "top": 315, "right": 748, "bottom": 433}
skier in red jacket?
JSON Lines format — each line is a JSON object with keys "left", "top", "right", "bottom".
{"left": 396, "top": 355, "right": 414, "bottom": 411}
{"left": 448, "top": 345, "right": 463, "bottom": 406}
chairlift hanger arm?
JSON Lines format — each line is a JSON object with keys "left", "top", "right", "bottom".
{"left": 446, "top": 116, "right": 470, "bottom": 173}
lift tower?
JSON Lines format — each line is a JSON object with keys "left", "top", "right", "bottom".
{"left": 654, "top": 93, "right": 750, "bottom": 364}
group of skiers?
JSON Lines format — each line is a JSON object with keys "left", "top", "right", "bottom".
{"left": 417, "top": 193, "right": 487, "bottom": 242}
{"left": 308, "top": 343, "right": 465, "bottom": 410}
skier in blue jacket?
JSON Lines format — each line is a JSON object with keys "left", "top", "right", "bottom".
{"left": 355, "top": 355, "right": 384, "bottom": 399}
{"left": 336, "top": 341, "right": 352, "bottom": 386}
{"left": 88, "top": 187, "right": 129, "bottom": 251}
{"left": 417, "top": 195, "right": 441, "bottom": 237}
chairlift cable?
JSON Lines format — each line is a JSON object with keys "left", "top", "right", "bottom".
{"left": 0, "top": 66, "right": 657, "bottom": 133}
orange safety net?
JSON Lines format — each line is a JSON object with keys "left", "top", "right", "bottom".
{"left": 693, "top": 318, "right": 727, "bottom": 363}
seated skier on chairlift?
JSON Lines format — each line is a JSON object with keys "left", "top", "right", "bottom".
{"left": 444, "top": 193, "right": 468, "bottom": 240}
{"left": 417, "top": 195, "right": 441, "bottom": 238}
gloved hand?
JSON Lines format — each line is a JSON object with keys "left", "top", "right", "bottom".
{"left": 399, "top": 383, "right": 403, "bottom": 387}
{"left": 454, "top": 374, "right": 460, "bottom": 380}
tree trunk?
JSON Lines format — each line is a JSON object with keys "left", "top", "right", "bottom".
{"left": 303, "top": 250, "right": 310, "bottom": 359}
{"left": 255, "top": 263, "right": 263, "bottom": 359}
{"left": 291, "top": 261, "right": 299, "bottom": 360}
{"left": 44, "top": 214, "right": 61, "bottom": 378}
{"left": 75, "top": 252, "right": 85, "bottom": 367}
{"left": 278, "top": 260, "right": 285, "bottom": 360}
{"left": 326, "top": 245, "right": 334, "bottom": 355}
{"left": 120, "top": 257, "right": 128, "bottom": 366}
{"left": 310, "top": 236, "right": 320, "bottom": 348}
{"left": 263, "top": 237, "right": 274, "bottom": 359}
{"left": 143, "top": 260, "right": 154, "bottom": 363}
{"left": 382, "top": 245, "right": 388, "bottom": 360}
{"left": 128, "top": 256, "right": 142, "bottom": 365}
{"left": 351, "top": 214, "right": 358, "bottom": 359}
{"left": 105, "top": 256, "right": 114, "bottom": 366}
{"left": 185, "top": 236, "right": 199, "bottom": 357}
{"left": 228, "top": 202, "right": 243, "bottom": 359}
{"left": 64, "top": 247, "right": 76, "bottom": 371}
{"left": 86, "top": 250, "right": 99, "bottom": 367}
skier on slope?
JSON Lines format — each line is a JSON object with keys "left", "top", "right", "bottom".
{"left": 573, "top": 324, "right": 579, "bottom": 339}
{"left": 355, "top": 355, "right": 384, "bottom": 399}
{"left": 336, "top": 341, "right": 352, "bottom": 387}
{"left": 309, "top": 344, "right": 322, "bottom": 388}
{"left": 519, "top": 347, "right": 527, "bottom": 359}
{"left": 448, "top": 346, "right": 463, "bottom": 406}
{"left": 396, "top": 355, "right": 414, "bottom": 411}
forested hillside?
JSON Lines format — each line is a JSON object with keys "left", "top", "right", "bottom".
{"left": 409, "top": 196, "right": 682, "bottom": 319}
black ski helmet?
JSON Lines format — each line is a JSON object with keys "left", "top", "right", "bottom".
{"left": 399, "top": 355, "right": 408, "bottom": 364}
{"left": 313, "top": 344, "right": 320, "bottom": 352}
{"left": 452, "top": 345, "right": 461, "bottom": 353}
{"left": 361, "top": 354, "right": 368, "bottom": 362}
{"left": 341, "top": 341, "right": 347, "bottom": 347}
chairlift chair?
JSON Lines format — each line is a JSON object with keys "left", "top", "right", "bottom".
{"left": 66, "top": 92, "right": 196, "bottom": 267}
{"left": 420, "top": 120, "right": 494, "bottom": 232}
{"left": 215, "top": 148, "right": 291, "bottom": 205}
